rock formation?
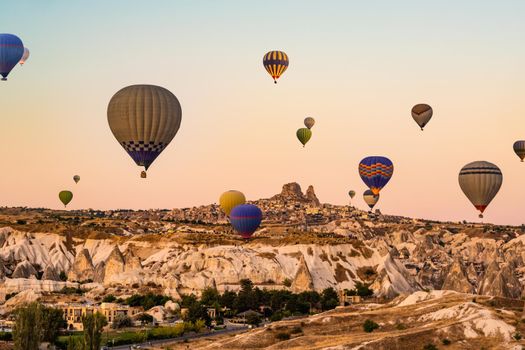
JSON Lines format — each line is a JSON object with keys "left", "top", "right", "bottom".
{"left": 68, "top": 249, "right": 95, "bottom": 282}
{"left": 103, "top": 246, "right": 126, "bottom": 284}
{"left": 291, "top": 254, "right": 314, "bottom": 292}
{"left": 12, "top": 261, "right": 37, "bottom": 279}
{"left": 441, "top": 259, "right": 474, "bottom": 293}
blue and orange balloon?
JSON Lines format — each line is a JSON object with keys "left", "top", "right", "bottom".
{"left": 0, "top": 34, "right": 24, "bottom": 81}
{"left": 358, "top": 156, "right": 394, "bottom": 195}
{"left": 230, "top": 204, "right": 262, "bottom": 239}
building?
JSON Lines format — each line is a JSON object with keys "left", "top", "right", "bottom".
{"left": 58, "top": 302, "right": 143, "bottom": 330}
{"left": 338, "top": 290, "right": 362, "bottom": 306}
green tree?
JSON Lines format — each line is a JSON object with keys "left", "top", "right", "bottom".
{"left": 13, "top": 303, "right": 65, "bottom": 350}
{"left": 363, "top": 319, "right": 379, "bottom": 333}
{"left": 321, "top": 288, "right": 339, "bottom": 311}
{"left": 102, "top": 294, "right": 117, "bottom": 303}
{"left": 220, "top": 290, "right": 237, "bottom": 309}
{"left": 81, "top": 312, "right": 107, "bottom": 350}
{"left": 245, "top": 312, "right": 261, "bottom": 326}
{"left": 111, "top": 314, "right": 133, "bottom": 329}
{"left": 13, "top": 303, "right": 41, "bottom": 350}
{"left": 200, "top": 287, "right": 220, "bottom": 306}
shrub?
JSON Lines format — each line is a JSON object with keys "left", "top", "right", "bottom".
{"left": 442, "top": 338, "right": 451, "bottom": 345}
{"left": 270, "top": 312, "right": 283, "bottom": 322}
{"left": 275, "top": 332, "right": 290, "bottom": 341}
{"left": 363, "top": 319, "right": 379, "bottom": 333}
{"left": 290, "top": 326, "right": 302, "bottom": 334}
{"left": 102, "top": 294, "right": 117, "bottom": 303}
{"left": 396, "top": 323, "right": 406, "bottom": 330}
{"left": 0, "top": 332, "right": 12, "bottom": 341}
{"left": 283, "top": 278, "right": 292, "bottom": 287}
{"left": 59, "top": 271, "right": 68, "bottom": 281}
{"left": 111, "top": 314, "right": 133, "bottom": 329}
{"left": 423, "top": 344, "right": 438, "bottom": 350}
{"left": 513, "top": 332, "right": 522, "bottom": 341}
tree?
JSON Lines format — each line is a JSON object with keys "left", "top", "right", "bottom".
{"left": 220, "top": 290, "right": 237, "bottom": 309}
{"left": 239, "top": 279, "right": 253, "bottom": 293}
{"left": 13, "top": 303, "right": 41, "bottom": 350}
{"left": 321, "top": 288, "right": 339, "bottom": 311}
{"left": 245, "top": 312, "right": 261, "bottom": 326}
{"left": 40, "top": 306, "right": 66, "bottom": 342}
{"left": 13, "top": 303, "right": 65, "bottom": 350}
{"left": 200, "top": 287, "right": 220, "bottom": 306}
{"left": 81, "top": 312, "right": 107, "bottom": 350}
{"left": 363, "top": 319, "right": 379, "bottom": 333}
{"left": 137, "top": 313, "right": 154, "bottom": 325}
{"left": 111, "top": 314, "right": 133, "bottom": 329}
{"left": 102, "top": 294, "right": 117, "bottom": 303}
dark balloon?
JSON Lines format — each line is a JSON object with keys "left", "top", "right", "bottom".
{"left": 358, "top": 156, "right": 394, "bottom": 195}
{"left": 230, "top": 204, "right": 262, "bottom": 239}
{"left": 0, "top": 34, "right": 24, "bottom": 81}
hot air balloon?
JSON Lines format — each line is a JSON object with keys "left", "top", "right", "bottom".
{"left": 230, "top": 204, "right": 262, "bottom": 239}
{"left": 304, "top": 117, "right": 315, "bottom": 129}
{"left": 219, "top": 190, "right": 246, "bottom": 216}
{"left": 358, "top": 156, "right": 394, "bottom": 195}
{"left": 296, "top": 128, "right": 312, "bottom": 147}
{"left": 107, "top": 85, "right": 182, "bottom": 178}
{"left": 458, "top": 161, "right": 502, "bottom": 218}
{"left": 411, "top": 104, "right": 433, "bottom": 130}
{"left": 363, "top": 189, "right": 379, "bottom": 210}
{"left": 73, "top": 175, "right": 80, "bottom": 184}
{"left": 513, "top": 141, "right": 525, "bottom": 162}
{"left": 0, "top": 34, "right": 24, "bottom": 81}
{"left": 19, "top": 47, "right": 29, "bottom": 65}
{"left": 59, "top": 191, "right": 73, "bottom": 208}
{"left": 348, "top": 190, "right": 356, "bottom": 199}
{"left": 263, "top": 50, "right": 289, "bottom": 84}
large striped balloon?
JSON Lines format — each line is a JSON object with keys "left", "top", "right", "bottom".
{"left": 458, "top": 161, "right": 502, "bottom": 218}
{"left": 513, "top": 140, "right": 525, "bottom": 162}
{"left": 263, "top": 50, "right": 289, "bottom": 84}
{"left": 358, "top": 156, "right": 394, "bottom": 195}
{"left": 0, "top": 34, "right": 24, "bottom": 80}
{"left": 230, "top": 204, "right": 262, "bottom": 239}
{"left": 107, "top": 85, "right": 182, "bottom": 177}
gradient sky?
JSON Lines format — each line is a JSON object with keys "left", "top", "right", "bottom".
{"left": 1, "top": 1, "right": 524, "bottom": 225}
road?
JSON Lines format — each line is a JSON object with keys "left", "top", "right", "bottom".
{"left": 110, "top": 325, "right": 248, "bottom": 350}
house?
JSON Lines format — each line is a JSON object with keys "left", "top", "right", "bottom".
{"left": 58, "top": 302, "right": 143, "bottom": 331}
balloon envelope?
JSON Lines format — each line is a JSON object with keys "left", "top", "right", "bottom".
{"left": 411, "top": 104, "right": 433, "bottom": 130}
{"left": 458, "top": 161, "right": 502, "bottom": 217}
{"left": 59, "top": 191, "right": 73, "bottom": 207}
{"left": 263, "top": 50, "right": 289, "bottom": 83}
{"left": 0, "top": 34, "right": 24, "bottom": 80}
{"left": 304, "top": 117, "right": 315, "bottom": 129}
{"left": 513, "top": 141, "right": 525, "bottom": 162}
{"left": 219, "top": 190, "right": 246, "bottom": 216}
{"left": 296, "top": 128, "right": 312, "bottom": 147}
{"left": 19, "top": 47, "right": 29, "bottom": 65}
{"left": 358, "top": 156, "right": 394, "bottom": 195}
{"left": 107, "top": 85, "right": 182, "bottom": 176}
{"left": 348, "top": 190, "right": 356, "bottom": 199}
{"left": 363, "top": 189, "right": 379, "bottom": 209}
{"left": 230, "top": 204, "right": 262, "bottom": 239}
{"left": 73, "top": 175, "right": 80, "bottom": 184}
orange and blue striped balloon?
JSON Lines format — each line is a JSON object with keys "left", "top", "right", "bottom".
{"left": 263, "top": 50, "right": 289, "bottom": 84}
{"left": 358, "top": 156, "right": 394, "bottom": 195}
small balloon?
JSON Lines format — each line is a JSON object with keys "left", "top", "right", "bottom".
{"left": 296, "top": 128, "right": 312, "bottom": 147}
{"left": 73, "top": 175, "right": 80, "bottom": 184}
{"left": 59, "top": 191, "right": 73, "bottom": 208}
{"left": 304, "top": 117, "right": 315, "bottom": 129}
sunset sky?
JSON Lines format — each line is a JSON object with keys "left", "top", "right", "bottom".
{"left": 1, "top": 1, "right": 524, "bottom": 225}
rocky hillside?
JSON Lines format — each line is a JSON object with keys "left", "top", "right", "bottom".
{"left": 177, "top": 290, "right": 524, "bottom": 349}
{"left": 0, "top": 183, "right": 523, "bottom": 306}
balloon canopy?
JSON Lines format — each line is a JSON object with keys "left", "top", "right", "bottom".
{"left": 411, "top": 104, "right": 433, "bottom": 130}
{"left": 219, "top": 190, "right": 246, "bottom": 216}
{"left": 458, "top": 161, "right": 502, "bottom": 218}
{"left": 296, "top": 128, "right": 312, "bottom": 147}
{"left": 304, "top": 117, "right": 315, "bottom": 129}
{"left": 59, "top": 191, "right": 73, "bottom": 208}
{"left": 0, "top": 34, "right": 24, "bottom": 80}
{"left": 513, "top": 141, "right": 525, "bottom": 162}
{"left": 363, "top": 189, "right": 379, "bottom": 209}
{"left": 358, "top": 156, "right": 394, "bottom": 195}
{"left": 230, "top": 204, "right": 262, "bottom": 239}
{"left": 73, "top": 175, "right": 80, "bottom": 184}
{"left": 107, "top": 85, "right": 182, "bottom": 177}
{"left": 263, "top": 50, "right": 289, "bottom": 84}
